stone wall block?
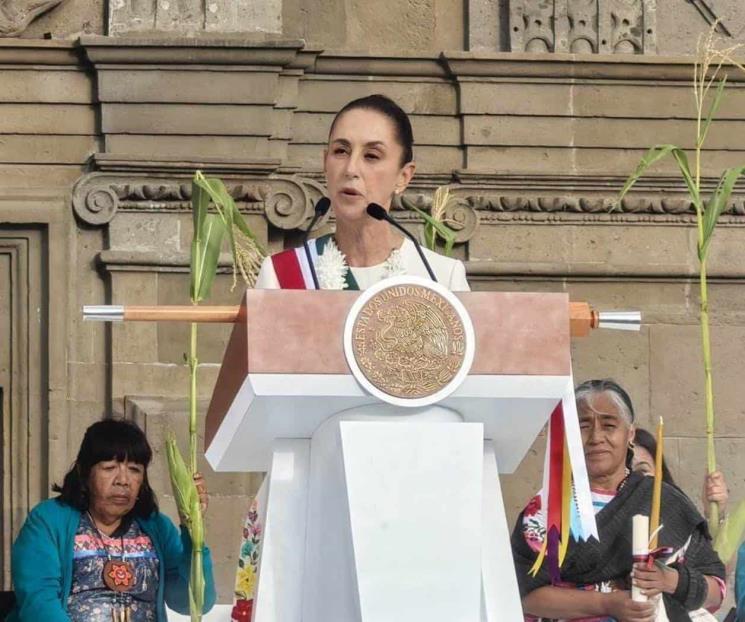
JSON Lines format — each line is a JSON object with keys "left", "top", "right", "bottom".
{"left": 0, "top": 136, "right": 97, "bottom": 164}
{"left": 465, "top": 145, "right": 745, "bottom": 176}
{"left": 288, "top": 143, "right": 463, "bottom": 172}
{"left": 705, "top": 284, "right": 745, "bottom": 326}
{"left": 68, "top": 362, "right": 109, "bottom": 404}
{"left": 0, "top": 104, "right": 96, "bottom": 135}
{"left": 0, "top": 165, "right": 85, "bottom": 189}
{"left": 567, "top": 225, "right": 694, "bottom": 273}
{"left": 204, "top": 0, "right": 282, "bottom": 34}
{"left": 669, "top": 436, "right": 745, "bottom": 519}
{"left": 293, "top": 111, "right": 460, "bottom": 146}
{"left": 467, "top": 0, "right": 502, "bottom": 51}
{"left": 109, "top": 0, "right": 156, "bottom": 34}
{"left": 102, "top": 104, "right": 276, "bottom": 136}
{"left": 463, "top": 115, "right": 745, "bottom": 151}
{"left": 97, "top": 70, "right": 280, "bottom": 105}
{"left": 109, "top": 213, "right": 181, "bottom": 253}
{"left": 456, "top": 81, "right": 745, "bottom": 122}
{"left": 72, "top": 228, "right": 108, "bottom": 363}
{"left": 276, "top": 72, "right": 302, "bottom": 110}
{"left": 156, "top": 273, "right": 242, "bottom": 365}
{"left": 573, "top": 280, "right": 699, "bottom": 326}
{"left": 112, "top": 362, "right": 218, "bottom": 399}
{"left": 469, "top": 224, "right": 572, "bottom": 265}
{"left": 706, "top": 228, "right": 745, "bottom": 277}
{"left": 571, "top": 326, "right": 651, "bottom": 427}
{"left": 649, "top": 324, "right": 745, "bottom": 437}
{"left": 111, "top": 272, "right": 159, "bottom": 363}
{"left": 105, "top": 135, "right": 272, "bottom": 158}
{"left": 155, "top": 0, "right": 203, "bottom": 32}
{"left": 298, "top": 79, "right": 457, "bottom": 116}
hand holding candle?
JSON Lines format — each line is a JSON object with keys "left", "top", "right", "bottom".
{"left": 631, "top": 514, "right": 649, "bottom": 602}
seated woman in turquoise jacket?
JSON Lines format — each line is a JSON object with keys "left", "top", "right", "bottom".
{"left": 9, "top": 419, "right": 216, "bottom": 622}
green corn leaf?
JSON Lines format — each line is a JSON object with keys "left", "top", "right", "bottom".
{"left": 713, "top": 499, "right": 745, "bottom": 564}
{"left": 698, "top": 77, "right": 727, "bottom": 148}
{"left": 405, "top": 201, "right": 457, "bottom": 256}
{"left": 618, "top": 145, "right": 701, "bottom": 211}
{"left": 189, "top": 182, "right": 211, "bottom": 302}
{"left": 700, "top": 165, "right": 745, "bottom": 260}
{"left": 165, "top": 437, "right": 198, "bottom": 526}
{"left": 670, "top": 149, "right": 700, "bottom": 211}
{"left": 192, "top": 172, "right": 267, "bottom": 287}
{"left": 192, "top": 213, "right": 227, "bottom": 303}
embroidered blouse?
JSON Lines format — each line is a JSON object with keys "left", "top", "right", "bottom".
{"left": 68, "top": 513, "right": 159, "bottom": 622}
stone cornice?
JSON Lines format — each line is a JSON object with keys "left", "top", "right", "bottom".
{"left": 0, "top": 39, "right": 82, "bottom": 65}
{"left": 310, "top": 52, "right": 447, "bottom": 78}
{"left": 441, "top": 51, "right": 745, "bottom": 82}
{"left": 91, "top": 154, "right": 282, "bottom": 176}
{"left": 79, "top": 35, "right": 309, "bottom": 66}
{"left": 71, "top": 160, "right": 745, "bottom": 244}
{"left": 5, "top": 37, "right": 742, "bottom": 84}
{"left": 72, "top": 163, "right": 329, "bottom": 230}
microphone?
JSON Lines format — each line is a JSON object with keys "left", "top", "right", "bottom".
{"left": 303, "top": 197, "right": 331, "bottom": 289}
{"left": 366, "top": 202, "right": 437, "bottom": 282}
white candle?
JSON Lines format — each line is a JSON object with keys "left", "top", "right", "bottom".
{"left": 631, "top": 514, "right": 649, "bottom": 602}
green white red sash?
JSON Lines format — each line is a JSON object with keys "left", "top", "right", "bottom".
{"left": 271, "top": 234, "right": 359, "bottom": 291}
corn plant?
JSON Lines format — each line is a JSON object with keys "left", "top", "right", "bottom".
{"left": 166, "top": 171, "right": 265, "bottom": 621}
{"left": 618, "top": 27, "right": 745, "bottom": 549}
{"left": 402, "top": 186, "right": 457, "bottom": 255}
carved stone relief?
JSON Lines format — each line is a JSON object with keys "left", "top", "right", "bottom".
{"left": 72, "top": 171, "right": 745, "bottom": 249}
{"left": 72, "top": 172, "right": 331, "bottom": 232}
{"left": 508, "top": 0, "right": 657, "bottom": 54}
{"left": 108, "top": 0, "right": 282, "bottom": 36}
{"left": 0, "top": 0, "right": 66, "bottom": 36}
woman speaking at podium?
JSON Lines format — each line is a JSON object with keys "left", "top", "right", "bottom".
{"left": 230, "top": 94, "right": 470, "bottom": 622}
{"left": 253, "top": 93, "right": 469, "bottom": 292}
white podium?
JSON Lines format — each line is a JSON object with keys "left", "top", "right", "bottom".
{"left": 205, "top": 287, "right": 582, "bottom": 622}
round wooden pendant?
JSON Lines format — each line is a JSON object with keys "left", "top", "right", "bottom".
{"left": 103, "top": 559, "right": 135, "bottom": 592}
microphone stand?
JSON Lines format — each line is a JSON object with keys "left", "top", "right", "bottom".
{"left": 366, "top": 202, "right": 437, "bottom": 282}
{"left": 302, "top": 197, "right": 331, "bottom": 289}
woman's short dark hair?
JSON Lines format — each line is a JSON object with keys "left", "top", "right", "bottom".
{"left": 53, "top": 418, "right": 158, "bottom": 517}
{"left": 329, "top": 94, "right": 414, "bottom": 166}
{"left": 634, "top": 427, "right": 676, "bottom": 487}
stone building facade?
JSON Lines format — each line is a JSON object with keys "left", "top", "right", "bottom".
{"left": 2, "top": 0, "right": 745, "bottom": 599}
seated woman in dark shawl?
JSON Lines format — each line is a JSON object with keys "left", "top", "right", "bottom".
{"left": 511, "top": 379, "right": 725, "bottom": 622}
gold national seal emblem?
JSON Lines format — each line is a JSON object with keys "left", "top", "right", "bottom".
{"left": 350, "top": 282, "right": 468, "bottom": 400}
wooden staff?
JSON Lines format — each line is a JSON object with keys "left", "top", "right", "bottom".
{"left": 83, "top": 303, "right": 640, "bottom": 336}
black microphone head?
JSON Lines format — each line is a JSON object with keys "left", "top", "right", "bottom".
{"left": 366, "top": 203, "right": 387, "bottom": 221}
{"left": 314, "top": 197, "right": 331, "bottom": 215}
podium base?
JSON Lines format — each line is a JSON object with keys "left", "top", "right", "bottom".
{"left": 253, "top": 407, "right": 523, "bottom": 622}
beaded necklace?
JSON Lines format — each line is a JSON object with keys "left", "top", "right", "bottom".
{"left": 87, "top": 512, "right": 136, "bottom": 622}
